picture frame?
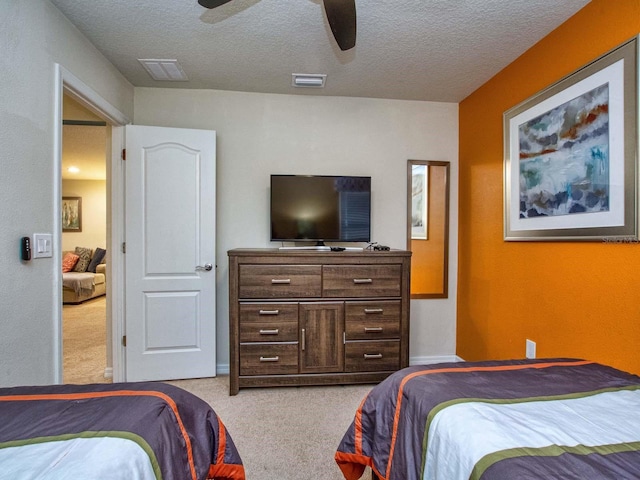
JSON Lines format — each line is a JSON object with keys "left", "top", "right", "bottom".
{"left": 411, "top": 164, "right": 428, "bottom": 239}
{"left": 504, "top": 36, "right": 638, "bottom": 241}
{"left": 62, "top": 196, "right": 82, "bottom": 232}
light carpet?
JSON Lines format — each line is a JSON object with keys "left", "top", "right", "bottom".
{"left": 169, "top": 377, "right": 373, "bottom": 480}
{"left": 63, "top": 296, "right": 373, "bottom": 479}
{"left": 62, "top": 296, "right": 111, "bottom": 384}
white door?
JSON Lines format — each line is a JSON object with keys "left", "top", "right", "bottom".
{"left": 125, "top": 125, "right": 216, "bottom": 381}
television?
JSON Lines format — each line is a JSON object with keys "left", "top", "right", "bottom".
{"left": 270, "top": 175, "right": 371, "bottom": 245}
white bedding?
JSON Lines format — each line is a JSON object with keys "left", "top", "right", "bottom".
{"left": 0, "top": 436, "right": 157, "bottom": 480}
{"left": 425, "top": 389, "right": 640, "bottom": 480}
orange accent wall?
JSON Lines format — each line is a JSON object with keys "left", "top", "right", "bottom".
{"left": 458, "top": 1, "right": 640, "bottom": 373}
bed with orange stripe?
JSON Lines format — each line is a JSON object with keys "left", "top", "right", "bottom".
{"left": 0, "top": 382, "right": 245, "bottom": 480}
{"left": 335, "top": 358, "right": 640, "bottom": 480}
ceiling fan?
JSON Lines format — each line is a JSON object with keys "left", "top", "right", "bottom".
{"left": 197, "top": 0, "right": 356, "bottom": 51}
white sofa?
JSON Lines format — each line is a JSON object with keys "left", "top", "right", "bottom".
{"left": 62, "top": 251, "right": 106, "bottom": 304}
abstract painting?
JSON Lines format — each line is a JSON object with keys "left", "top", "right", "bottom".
{"left": 518, "top": 83, "right": 609, "bottom": 219}
{"left": 504, "top": 37, "right": 638, "bottom": 241}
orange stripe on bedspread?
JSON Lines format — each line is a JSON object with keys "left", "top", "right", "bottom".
{"left": 206, "top": 415, "right": 245, "bottom": 480}
{"left": 0, "top": 390, "right": 199, "bottom": 480}
{"left": 384, "top": 359, "right": 593, "bottom": 480}
{"left": 207, "top": 463, "right": 246, "bottom": 480}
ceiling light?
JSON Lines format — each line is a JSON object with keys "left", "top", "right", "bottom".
{"left": 67, "top": 166, "right": 80, "bottom": 174}
{"left": 292, "top": 74, "right": 327, "bottom": 88}
{"left": 138, "top": 59, "right": 189, "bottom": 81}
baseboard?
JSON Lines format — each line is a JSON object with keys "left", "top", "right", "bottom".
{"left": 216, "top": 363, "right": 230, "bottom": 375}
{"left": 104, "top": 367, "right": 113, "bottom": 379}
{"left": 215, "top": 358, "right": 461, "bottom": 377}
{"left": 409, "top": 354, "right": 463, "bottom": 366}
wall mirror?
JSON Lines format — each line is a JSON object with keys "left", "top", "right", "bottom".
{"left": 407, "top": 160, "right": 450, "bottom": 298}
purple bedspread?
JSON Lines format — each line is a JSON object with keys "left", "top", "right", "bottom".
{"left": 336, "top": 358, "right": 640, "bottom": 480}
{"left": 0, "top": 382, "right": 245, "bottom": 480}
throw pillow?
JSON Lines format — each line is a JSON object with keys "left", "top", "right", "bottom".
{"left": 62, "top": 252, "right": 79, "bottom": 273}
{"left": 73, "top": 246, "right": 92, "bottom": 272}
{"left": 87, "top": 247, "right": 107, "bottom": 273}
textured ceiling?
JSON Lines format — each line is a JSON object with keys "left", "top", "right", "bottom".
{"left": 50, "top": 0, "right": 591, "bottom": 103}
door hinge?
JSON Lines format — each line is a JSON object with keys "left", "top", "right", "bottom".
{"left": 121, "top": 148, "right": 126, "bottom": 160}
{"left": 122, "top": 242, "right": 126, "bottom": 254}
{"left": 122, "top": 335, "right": 127, "bottom": 347}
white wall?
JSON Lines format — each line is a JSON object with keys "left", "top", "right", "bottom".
{"left": 0, "top": 0, "right": 133, "bottom": 386}
{"left": 62, "top": 180, "right": 107, "bottom": 252}
{"left": 134, "top": 88, "right": 459, "bottom": 370}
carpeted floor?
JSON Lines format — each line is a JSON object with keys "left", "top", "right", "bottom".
{"left": 63, "top": 296, "right": 374, "bottom": 479}
{"left": 169, "top": 376, "right": 374, "bottom": 480}
{"left": 63, "top": 296, "right": 111, "bottom": 384}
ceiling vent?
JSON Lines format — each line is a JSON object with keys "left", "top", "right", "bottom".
{"left": 138, "top": 59, "right": 189, "bottom": 81}
{"left": 292, "top": 73, "right": 327, "bottom": 88}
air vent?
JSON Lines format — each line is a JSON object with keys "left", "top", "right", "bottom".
{"left": 292, "top": 73, "right": 327, "bottom": 88}
{"left": 138, "top": 59, "right": 188, "bottom": 81}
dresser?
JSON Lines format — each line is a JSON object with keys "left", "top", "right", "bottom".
{"left": 227, "top": 248, "right": 411, "bottom": 395}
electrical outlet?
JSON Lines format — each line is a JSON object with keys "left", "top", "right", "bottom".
{"left": 526, "top": 339, "right": 536, "bottom": 359}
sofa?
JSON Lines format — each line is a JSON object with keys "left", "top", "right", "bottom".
{"left": 62, "top": 248, "right": 107, "bottom": 304}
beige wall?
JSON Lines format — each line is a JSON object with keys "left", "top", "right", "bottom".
{"left": 62, "top": 180, "right": 107, "bottom": 252}
{"left": 0, "top": 0, "right": 133, "bottom": 386}
{"left": 134, "top": 88, "right": 460, "bottom": 369}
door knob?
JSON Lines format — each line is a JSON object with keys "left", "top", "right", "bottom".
{"left": 196, "top": 263, "right": 213, "bottom": 271}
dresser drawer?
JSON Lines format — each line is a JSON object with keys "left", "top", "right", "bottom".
{"left": 239, "top": 265, "right": 322, "bottom": 298}
{"left": 239, "top": 303, "right": 298, "bottom": 342}
{"left": 345, "top": 340, "right": 400, "bottom": 372}
{"left": 240, "top": 344, "right": 299, "bottom": 375}
{"left": 323, "top": 265, "right": 402, "bottom": 298}
{"left": 345, "top": 300, "right": 401, "bottom": 340}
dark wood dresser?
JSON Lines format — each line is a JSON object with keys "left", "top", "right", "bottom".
{"left": 227, "top": 248, "right": 411, "bottom": 395}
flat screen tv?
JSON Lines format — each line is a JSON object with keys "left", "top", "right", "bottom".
{"left": 270, "top": 175, "right": 371, "bottom": 244}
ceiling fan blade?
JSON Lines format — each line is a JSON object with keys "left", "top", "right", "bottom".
{"left": 198, "top": 0, "right": 234, "bottom": 8}
{"left": 322, "top": 0, "right": 356, "bottom": 51}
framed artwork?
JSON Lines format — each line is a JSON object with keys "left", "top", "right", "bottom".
{"left": 62, "top": 197, "right": 82, "bottom": 232}
{"left": 504, "top": 36, "right": 638, "bottom": 241}
{"left": 411, "top": 164, "right": 428, "bottom": 239}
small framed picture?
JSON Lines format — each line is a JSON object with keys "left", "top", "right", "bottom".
{"left": 62, "top": 197, "right": 82, "bottom": 232}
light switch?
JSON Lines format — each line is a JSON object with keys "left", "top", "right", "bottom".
{"left": 33, "top": 233, "right": 53, "bottom": 258}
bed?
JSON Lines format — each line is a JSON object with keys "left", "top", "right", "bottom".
{"left": 0, "top": 381, "right": 245, "bottom": 480}
{"left": 335, "top": 358, "right": 640, "bottom": 480}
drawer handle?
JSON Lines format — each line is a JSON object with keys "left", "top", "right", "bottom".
{"left": 364, "top": 353, "right": 383, "bottom": 360}
{"left": 353, "top": 278, "right": 373, "bottom": 284}
{"left": 259, "top": 329, "right": 279, "bottom": 335}
{"left": 259, "top": 356, "right": 280, "bottom": 362}
{"left": 364, "top": 327, "right": 383, "bottom": 333}
{"left": 271, "top": 279, "right": 291, "bottom": 284}
{"left": 364, "top": 308, "right": 383, "bottom": 314}
{"left": 259, "top": 309, "right": 280, "bottom": 315}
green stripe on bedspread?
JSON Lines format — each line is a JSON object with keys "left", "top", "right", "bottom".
{"left": 0, "top": 431, "right": 162, "bottom": 480}
{"left": 470, "top": 442, "right": 640, "bottom": 480}
{"left": 419, "top": 385, "right": 640, "bottom": 479}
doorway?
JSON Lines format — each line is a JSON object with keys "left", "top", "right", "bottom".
{"left": 61, "top": 93, "right": 110, "bottom": 383}
{"left": 54, "top": 64, "right": 129, "bottom": 384}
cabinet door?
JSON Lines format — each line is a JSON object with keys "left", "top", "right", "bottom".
{"left": 299, "top": 302, "right": 344, "bottom": 374}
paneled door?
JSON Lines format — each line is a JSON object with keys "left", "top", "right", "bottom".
{"left": 125, "top": 125, "right": 216, "bottom": 381}
{"left": 299, "top": 302, "right": 344, "bottom": 374}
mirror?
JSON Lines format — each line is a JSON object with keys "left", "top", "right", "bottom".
{"left": 407, "top": 160, "right": 450, "bottom": 298}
